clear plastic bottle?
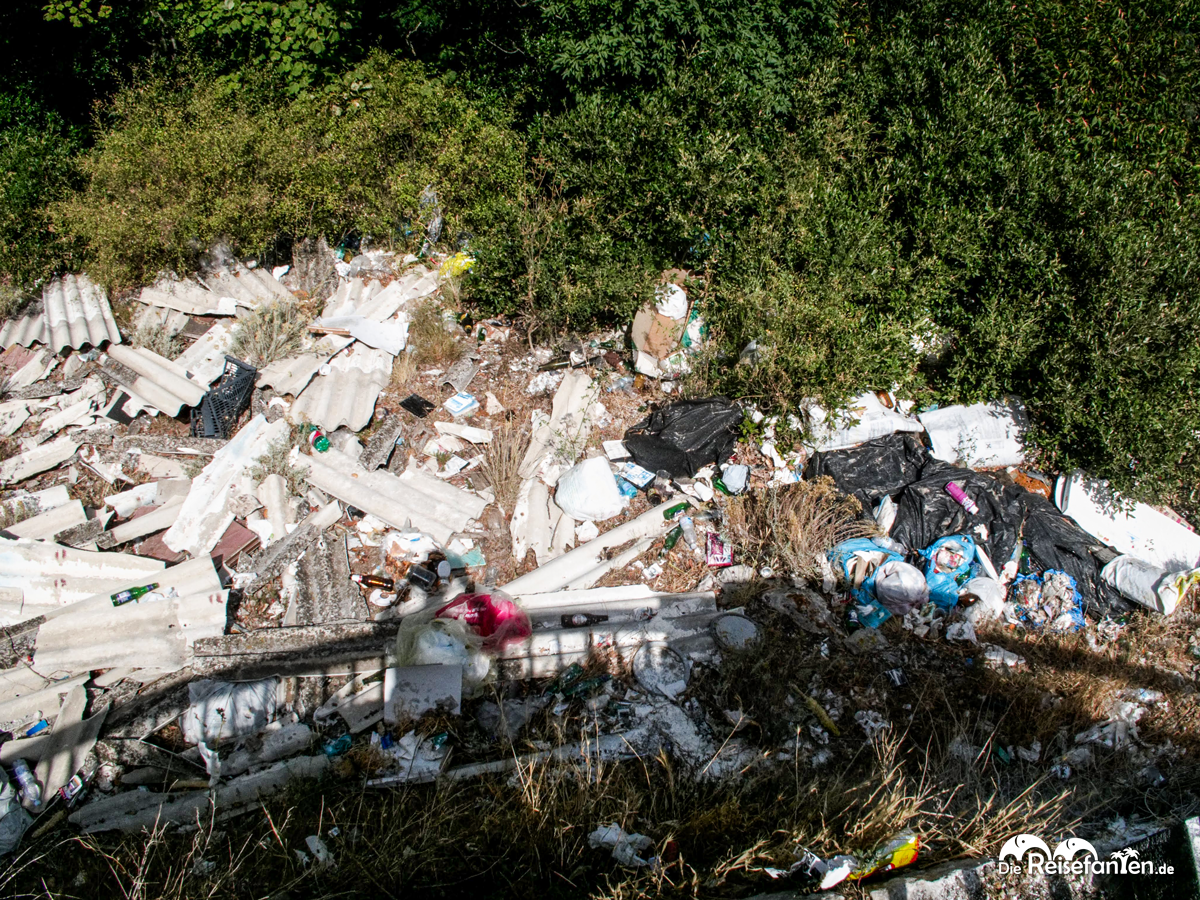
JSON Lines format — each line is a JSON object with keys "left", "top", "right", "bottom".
{"left": 12, "top": 758, "right": 41, "bottom": 807}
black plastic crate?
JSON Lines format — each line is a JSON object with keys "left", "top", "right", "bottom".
{"left": 191, "top": 355, "right": 258, "bottom": 439}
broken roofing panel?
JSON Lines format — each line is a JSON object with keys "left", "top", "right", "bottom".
{"left": 105, "top": 345, "right": 207, "bottom": 417}
{"left": 0, "top": 436, "right": 78, "bottom": 485}
{"left": 0, "top": 536, "right": 164, "bottom": 624}
{"left": 297, "top": 448, "right": 487, "bottom": 544}
{"left": 202, "top": 261, "right": 293, "bottom": 308}
{"left": 163, "top": 415, "right": 290, "bottom": 558}
{"left": 0, "top": 275, "right": 122, "bottom": 352}
{"left": 287, "top": 345, "right": 392, "bottom": 432}
{"left": 138, "top": 277, "right": 235, "bottom": 316}
{"left": 174, "top": 321, "right": 233, "bottom": 386}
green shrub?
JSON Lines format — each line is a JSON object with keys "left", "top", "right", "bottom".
{"left": 0, "top": 92, "right": 81, "bottom": 309}
{"left": 56, "top": 53, "right": 524, "bottom": 290}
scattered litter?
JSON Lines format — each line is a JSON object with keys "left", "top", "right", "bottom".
{"left": 624, "top": 399, "right": 742, "bottom": 477}
{"left": 588, "top": 823, "right": 654, "bottom": 867}
{"left": 443, "top": 392, "right": 479, "bottom": 417}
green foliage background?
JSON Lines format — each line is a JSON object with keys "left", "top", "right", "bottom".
{"left": 1, "top": 0, "right": 1198, "bottom": 502}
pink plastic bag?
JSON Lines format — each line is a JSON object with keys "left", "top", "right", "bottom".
{"left": 435, "top": 591, "right": 531, "bottom": 651}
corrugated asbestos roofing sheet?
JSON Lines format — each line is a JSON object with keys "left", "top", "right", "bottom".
{"left": 257, "top": 269, "right": 438, "bottom": 397}
{"left": 202, "top": 261, "right": 293, "bottom": 307}
{"left": 0, "top": 275, "right": 122, "bottom": 352}
{"left": 287, "top": 345, "right": 392, "bottom": 432}
{"left": 106, "top": 345, "right": 207, "bottom": 417}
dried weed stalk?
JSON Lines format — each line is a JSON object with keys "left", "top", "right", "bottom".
{"left": 408, "top": 300, "right": 463, "bottom": 367}
{"left": 724, "top": 476, "right": 874, "bottom": 580}
{"left": 481, "top": 419, "right": 529, "bottom": 515}
{"left": 230, "top": 301, "right": 307, "bottom": 367}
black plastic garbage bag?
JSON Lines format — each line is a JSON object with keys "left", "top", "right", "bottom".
{"left": 805, "top": 434, "right": 931, "bottom": 509}
{"left": 624, "top": 398, "right": 743, "bottom": 478}
{"left": 1020, "top": 495, "right": 1129, "bottom": 617}
{"left": 890, "top": 461, "right": 1027, "bottom": 567}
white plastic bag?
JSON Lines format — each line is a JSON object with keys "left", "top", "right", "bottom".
{"left": 554, "top": 456, "right": 624, "bottom": 522}
{"left": 873, "top": 560, "right": 929, "bottom": 615}
{"left": 959, "top": 576, "right": 1006, "bottom": 625}
{"left": 1101, "top": 555, "right": 1200, "bottom": 616}
{"left": 182, "top": 678, "right": 281, "bottom": 747}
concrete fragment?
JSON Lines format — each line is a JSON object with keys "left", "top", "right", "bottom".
{"left": 293, "top": 532, "right": 366, "bottom": 625}
{"left": 359, "top": 414, "right": 405, "bottom": 471}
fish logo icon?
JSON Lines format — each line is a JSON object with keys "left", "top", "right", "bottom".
{"left": 999, "top": 835, "right": 1052, "bottom": 862}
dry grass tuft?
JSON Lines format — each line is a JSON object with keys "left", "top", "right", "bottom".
{"left": 481, "top": 419, "right": 530, "bottom": 515}
{"left": 230, "top": 301, "right": 307, "bottom": 367}
{"left": 408, "top": 300, "right": 463, "bottom": 367}
{"left": 248, "top": 434, "right": 307, "bottom": 496}
{"left": 131, "top": 320, "right": 182, "bottom": 359}
{"left": 390, "top": 349, "right": 418, "bottom": 393}
{"left": 724, "top": 476, "right": 874, "bottom": 580}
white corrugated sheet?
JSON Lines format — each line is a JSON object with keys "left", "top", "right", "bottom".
{"left": 175, "top": 322, "right": 233, "bottom": 385}
{"left": 259, "top": 270, "right": 438, "bottom": 397}
{"left": 163, "top": 415, "right": 290, "bottom": 557}
{"left": 202, "top": 261, "right": 293, "bottom": 308}
{"left": 106, "top": 345, "right": 207, "bottom": 416}
{"left": 297, "top": 448, "right": 487, "bottom": 544}
{"left": 0, "top": 275, "right": 122, "bottom": 352}
{"left": 33, "top": 556, "right": 227, "bottom": 675}
{"left": 6, "top": 499, "right": 88, "bottom": 540}
{"left": 134, "top": 303, "right": 188, "bottom": 336}
{"left": 0, "top": 436, "right": 77, "bottom": 485}
{"left": 138, "top": 278, "right": 236, "bottom": 316}
{"left": 0, "top": 537, "right": 164, "bottom": 624}
{"left": 287, "top": 345, "right": 392, "bottom": 432}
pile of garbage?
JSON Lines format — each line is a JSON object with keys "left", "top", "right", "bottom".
{"left": 0, "top": 249, "right": 1195, "bottom": 890}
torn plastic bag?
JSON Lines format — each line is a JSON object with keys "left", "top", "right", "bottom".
{"left": 920, "top": 535, "right": 979, "bottom": 609}
{"left": 623, "top": 398, "right": 743, "bottom": 478}
{"left": 435, "top": 590, "right": 532, "bottom": 651}
{"left": 395, "top": 617, "right": 491, "bottom": 692}
{"left": 1004, "top": 570, "right": 1085, "bottom": 632}
{"left": 0, "top": 766, "right": 31, "bottom": 855}
{"left": 555, "top": 456, "right": 624, "bottom": 522}
{"left": 1020, "top": 495, "right": 1127, "bottom": 617}
{"left": 181, "top": 678, "right": 281, "bottom": 747}
{"left": 804, "top": 434, "right": 930, "bottom": 509}
{"left": 828, "top": 538, "right": 903, "bottom": 604}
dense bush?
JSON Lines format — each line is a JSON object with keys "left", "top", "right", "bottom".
{"left": 56, "top": 54, "right": 524, "bottom": 288}
{"left": 0, "top": 92, "right": 81, "bottom": 312}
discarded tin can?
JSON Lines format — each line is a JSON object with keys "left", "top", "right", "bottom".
{"left": 111, "top": 582, "right": 159, "bottom": 606}
{"left": 944, "top": 481, "right": 979, "bottom": 515}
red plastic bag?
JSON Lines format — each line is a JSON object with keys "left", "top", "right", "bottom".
{"left": 435, "top": 591, "right": 531, "bottom": 651}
